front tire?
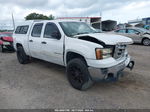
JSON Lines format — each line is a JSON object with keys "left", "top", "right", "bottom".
{"left": 67, "top": 58, "right": 93, "bottom": 90}
{"left": 17, "top": 46, "right": 30, "bottom": 64}
{"left": 142, "top": 38, "right": 150, "bottom": 46}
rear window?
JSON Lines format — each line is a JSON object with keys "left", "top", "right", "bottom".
{"left": 15, "top": 25, "right": 29, "bottom": 34}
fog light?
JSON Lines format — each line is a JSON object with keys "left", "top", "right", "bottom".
{"left": 127, "top": 61, "right": 135, "bottom": 70}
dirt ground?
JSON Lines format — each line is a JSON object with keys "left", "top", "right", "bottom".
{"left": 0, "top": 44, "right": 150, "bottom": 109}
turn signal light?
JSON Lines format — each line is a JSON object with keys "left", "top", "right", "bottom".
{"left": 95, "top": 49, "right": 103, "bottom": 60}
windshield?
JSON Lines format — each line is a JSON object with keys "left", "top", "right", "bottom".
{"left": 59, "top": 22, "right": 97, "bottom": 37}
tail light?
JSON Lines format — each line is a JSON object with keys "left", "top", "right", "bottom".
{"left": 2, "top": 37, "right": 13, "bottom": 42}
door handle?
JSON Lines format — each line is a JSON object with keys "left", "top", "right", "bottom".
{"left": 41, "top": 41, "right": 47, "bottom": 44}
{"left": 29, "top": 40, "right": 33, "bottom": 42}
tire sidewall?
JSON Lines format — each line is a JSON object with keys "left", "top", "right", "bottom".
{"left": 67, "top": 58, "right": 93, "bottom": 90}
{"left": 143, "top": 38, "right": 150, "bottom": 46}
{"left": 17, "top": 46, "right": 29, "bottom": 64}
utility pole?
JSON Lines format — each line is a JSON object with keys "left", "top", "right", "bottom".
{"left": 12, "top": 13, "right": 15, "bottom": 30}
{"left": 100, "top": 11, "right": 102, "bottom": 30}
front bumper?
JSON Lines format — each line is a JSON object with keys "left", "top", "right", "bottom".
{"left": 88, "top": 56, "right": 134, "bottom": 82}
{"left": 2, "top": 42, "right": 14, "bottom": 51}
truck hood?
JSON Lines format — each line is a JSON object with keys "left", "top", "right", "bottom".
{"left": 75, "top": 33, "right": 133, "bottom": 45}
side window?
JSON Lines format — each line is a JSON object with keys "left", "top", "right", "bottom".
{"left": 116, "top": 29, "right": 126, "bottom": 33}
{"left": 31, "top": 23, "right": 43, "bottom": 37}
{"left": 20, "top": 26, "right": 29, "bottom": 34}
{"left": 15, "top": 26, "right": 29, "bottom": 34}
{"left": 21, "top": 26, "right": 29, "bottom": 34}
{"left": 44, "top": 23, "right": 61, "bottom": 39}
{"left": 127, "top": 29, "right": 139, "bottom": 34}
{"left": 15, "top": 26, "right": 21, "bottom": 34}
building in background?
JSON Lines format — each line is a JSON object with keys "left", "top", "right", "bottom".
{"left": 128, "top": 17, "right": 150, "bottom": 26}
{"left": 57, "top": 17, "right": 101, "bottom": 29}
{"left": 117, "top": 23, "right": 126, "bottom": 29}
{"left": 142, "top": 17, "right": 150, "bottom": 25}
{"left": 128, "top": 17, "right": 150, "bottom": 30}
{"left": 128, "top": 19, "right": 143, "bottom": 26}
{"left": 101, "top": 20, "right": 117, "bottom": 31}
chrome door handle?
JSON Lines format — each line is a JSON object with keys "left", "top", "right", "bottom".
{"left": 41, "top": 41, "right": 47, "bottom": 44}
{"left": 29, "top": 40, "right": 33, "bottom": 42}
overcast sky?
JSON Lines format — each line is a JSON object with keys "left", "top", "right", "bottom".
{"left": 0, "top": 0, "right": 150, "bottom": 29}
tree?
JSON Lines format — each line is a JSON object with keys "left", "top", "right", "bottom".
{"left": 25, "top": 13, "right": 55, "bottom": 20}
{"left": 49, "top": 14, "right": 55, "bottom": 20}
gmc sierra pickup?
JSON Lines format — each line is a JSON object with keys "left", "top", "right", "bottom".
{"left": 13, "top": 20, "right": 134, "bottom": 90}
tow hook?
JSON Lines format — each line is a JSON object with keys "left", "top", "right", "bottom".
{"left": 127, "top": 61, "right": 135, "bottom": 70}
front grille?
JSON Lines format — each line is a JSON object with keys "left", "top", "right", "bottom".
{"left": 113, "top": 44, "right": 126, "bottom": 59}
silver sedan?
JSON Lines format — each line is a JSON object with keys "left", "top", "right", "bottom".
{"left": 113, "top": 27, "right": 150, "bottom": 46}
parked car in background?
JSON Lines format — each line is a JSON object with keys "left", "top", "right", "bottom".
{"left": 0, "top": 32, "right": 14, "bottom": 52}
{"left": 113, "top": 27, "right": 150, "bottom": 46}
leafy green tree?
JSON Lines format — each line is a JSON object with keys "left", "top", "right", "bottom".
{"left": 49, "top": 14, "right": 55, "bottom": 20}
{"left": 25, "top": 13, "right": 55, "bottom": 20}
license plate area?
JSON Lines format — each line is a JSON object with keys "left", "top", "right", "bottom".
{"left": 3, "top": 42, "right": 10, "bottom": 45}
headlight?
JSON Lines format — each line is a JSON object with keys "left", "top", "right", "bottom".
{"left": 95, "top": 48, "right": 113, "bottom": 60}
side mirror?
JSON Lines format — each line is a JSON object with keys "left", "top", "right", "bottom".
{"left": 135, "top": 32, "right": 140, "bottom": 35}
{"left": 52, "top": 31, "right": 61, "bottom": 40}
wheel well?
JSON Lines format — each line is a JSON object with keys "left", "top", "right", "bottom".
{"left": 66, "top": 52, "right": 87, "bottom": 64}
{"left": 16, "top": 43, "right": 22, "bottom": 48}
{"left": 142, "top": 37, "right": 149, "bottom": 43}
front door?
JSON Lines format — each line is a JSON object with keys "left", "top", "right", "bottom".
{"left": 126, "top": 29, "right": 141, "bottom": 42}
{"left": 41, "top": 22, "right": 64, "bottom": 66}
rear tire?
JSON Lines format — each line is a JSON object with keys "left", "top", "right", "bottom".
{"left": 66, "top": 58, "right": 93, "bottom": 91}
{"left": 0, "top": 45, "right": 4, "bottom": 52}
{"left": 142, "top": 38, "right": 150, "bottom": 46}
{"left": 17, "top": 46, "right": 30, "bottom": 64}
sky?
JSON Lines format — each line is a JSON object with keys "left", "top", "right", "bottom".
{"left": 0, "top": 0, "right": 150, "bottom": 29}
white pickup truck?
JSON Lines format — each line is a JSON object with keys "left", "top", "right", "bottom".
{"left": 13, "top": 20, "right": 134, "bottom": 90}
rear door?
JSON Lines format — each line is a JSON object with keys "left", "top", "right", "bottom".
{"left": 41, "top": 22, "right": 64, "bottom": 65}
{"left": 28, "top": 23, "right": 43, "bottom": 59}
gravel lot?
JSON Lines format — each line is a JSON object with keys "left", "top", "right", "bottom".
{"left": 0, "top": 44, "right": 150, "bottom": 109}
